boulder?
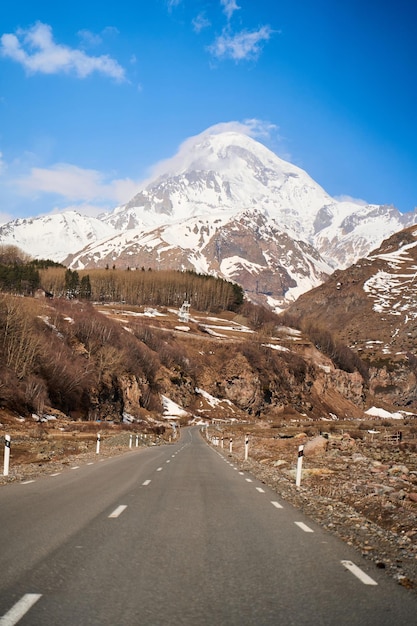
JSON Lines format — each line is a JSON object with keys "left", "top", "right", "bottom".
{"left": 303, "top": 435, "right": 328, "bottom": 457}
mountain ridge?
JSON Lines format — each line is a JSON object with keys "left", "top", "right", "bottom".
{"left": 1, "top": 128, "right": 416, "bottom": 309}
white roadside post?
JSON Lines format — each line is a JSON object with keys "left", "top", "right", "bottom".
{"left": 296, "top": 444, "right": 304, "bottom": 488}
{"left": 221, "top": 436, "right": 224, "bottom": 449}
{"left": 96, "top": 433, "right": 101, "bottom": 455}
{"left": 229, "top": 437, "right": 233, "bottom": 453}
{"left": 129, "top": 434, "right": 133, "bottom": 449}
{"left": 3, "top": 435, "right": 11, "bottom": 476}
{"left": 136, "top": 435, "right": 139, "bottom": 447}
{"left": 244, "top": 433, "right": 249, "bottom": 461}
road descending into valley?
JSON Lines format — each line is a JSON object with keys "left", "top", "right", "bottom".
{"left": 0, "top": 426, "right": 416, "bottom": 625}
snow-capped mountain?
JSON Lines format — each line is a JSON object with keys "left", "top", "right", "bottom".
{"left": 0, "top": 211, "right": 116, "bottom": 262}
{"left": 1, "top": 127, "right": 416, "bottom": 309}
{"left": 97, "top": 130, "right": 416, "bottom": 268}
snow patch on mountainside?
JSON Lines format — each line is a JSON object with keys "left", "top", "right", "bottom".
{"left": 363, "top": 235, "right": 417, "bottom": 318}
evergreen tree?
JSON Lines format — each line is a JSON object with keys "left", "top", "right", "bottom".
{"left": 65, "top": 269, "right": 79, "bottom": 299}
{"left": 79, "top": 275, "right": 92, "bottom": 300}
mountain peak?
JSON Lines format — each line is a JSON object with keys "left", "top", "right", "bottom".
{"left": 0, "top": 124, "right": 416, "bottom": 310}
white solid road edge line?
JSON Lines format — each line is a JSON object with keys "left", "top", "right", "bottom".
{"left": 108, "top": 505, "right": 128, "bottom": 519}
{"left": 341, "top": 560, "right": 378, "bottom": 586}
{"left": 0, "top": 593, "right": 42, "bottom": 626}
{"left": 294, "top": 521, "right": 314, "bottom": 533}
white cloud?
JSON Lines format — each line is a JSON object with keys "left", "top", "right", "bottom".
{"left": 192, "top": 13, "right": 211, "bottom": 33}
{"left": 0, "top": 22, "right": 126, "bottom": 81}
{"left": 77, "top": 29, "right": 103, "bottom": 47}
{"left": 167, "top": 0, "right": 182, "bottom": 9}
{"left": 145, "top": 119, "right": 280, "bottom": 181}
{"left": 197, "top": 119, "right": 279, "bottom": 141}
{"left": 14, "top": 163, "right": 140, "bottom": 208}
{"left": 220, "top": 0, "right": 241, "bottom": 20}
{"left": 0, "top": 211, "right": 14, "bottom": 226}
{"left": 334, "top": 195, "right": 369, "bottom": 206}
{"left": 208, "top": 25, "right": 273, "bottom": 61}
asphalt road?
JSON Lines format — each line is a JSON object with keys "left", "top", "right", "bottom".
{"left": 0, "top": 426, "right": 416, "bottom": 625}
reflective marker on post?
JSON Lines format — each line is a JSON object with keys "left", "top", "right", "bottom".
{"left": 3, "top": 434, "right": 11, "bottom": 476}
{"left": 296, "top": 444, "right": 304, "bottom": 488}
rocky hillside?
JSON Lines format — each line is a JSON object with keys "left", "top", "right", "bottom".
{"left": 0, "top": 288, "right": 376, "bottom": 430}
{"left": 283, "top": 225, "right": 417, "bottom": 410}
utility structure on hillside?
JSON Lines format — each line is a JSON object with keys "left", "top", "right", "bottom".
{"left": 178, "top": 300, "right": 190, "bottom": 323}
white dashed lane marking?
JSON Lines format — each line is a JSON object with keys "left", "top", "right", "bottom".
{"left": 256, "top": 487, "right": 265, "bottom": 493}
{"left": 294, "top": 522, "right": 314, "bottom": 533}
{"left": 271, "top": 501, "right": 283, "bottom": 509}
{"left": 20, "top": 480, "right": 35, "bottom": 485}
{"left": 156, "top": 467, "right": 163, "bottom": 472}
{"left": 341, "top": 560, "right": 378, "bottom": 585}
{"left": 108, "top": 505, "right": 127, "bottom": 519}
{"left": 142, "top": 480, "right": 151, "bottom": 486}
{"left": 245, "top": 478, "right": 253, "bottom": 483}
{"left": 0, "top": 593, "right": 42, "bottom": 626}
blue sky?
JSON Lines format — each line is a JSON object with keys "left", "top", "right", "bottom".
{"left": 1, "top": 0, "right": 416, "bottom": 222}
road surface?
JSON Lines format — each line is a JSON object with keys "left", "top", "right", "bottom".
{"left": 0, "top": 426, "right": 416, "bottom": 625}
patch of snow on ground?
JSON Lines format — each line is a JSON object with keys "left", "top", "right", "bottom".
{"left": 363, "top": 270, "right": 417, "bottom": 319}
{"left": 276, "top": 326, "right": 302, "bottom": 336}
{"left": 202, "top": 323, "right": 253, "bottom": 334}
{"left": 365, "top": 406, "right": 404, "bottom": 420}
{"left": 195, "top": 388, "right": 233, "bottom": 407}
{"left": 201, "top": 326, "right": 228, "bottom": 337}
{"left": 161, "top": 395, "right": 189, "bottom": 419}
{"left": 144, "top": 307, "right": 166, "bottom": 317}
{"left": 38, "top": 316, "right": 64, "bottom": 338}
{"left": 263, "top": 343, "right": 289, "bottom": 352}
